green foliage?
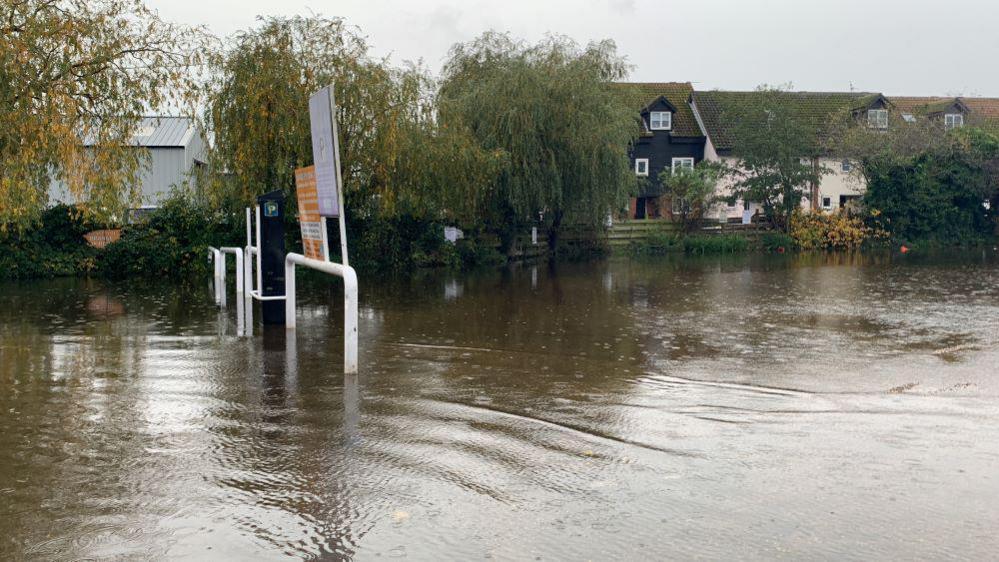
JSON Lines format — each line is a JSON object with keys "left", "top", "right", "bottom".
{"left": 628, "top": 233, "right": 750, "bottom": 256}
{"left": 349, "top": 216, "right": 503, "bottom": 271}
{"left": 438, "top": 32, "right": 637, "bottom": 249}
{"left": 658, "top": 161, "right": 727, "bottom": 230}
{"left": 761, "top": 232, "right": 796, "bottom": 252}
{"left": 96, "top": 193, "right": 243, "bottom": 279}
{"left": 682, "top": 235, "right": 750, "bottom": 254}
{"left": 727, "top": 86, "right": 824, "bottom": 231}
{"left": 628, "top": 232, "right": 681, "bottom": 255}
{"left": 0, "top": 205, "right": 97, "bottom": 279}
{"left": 862, "top": 129, "right": 999, "bottom": 245}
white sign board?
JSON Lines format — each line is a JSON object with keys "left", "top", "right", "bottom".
{"left": 309, "top": 86, "right": 341, "bottom": 218}
{"left": 308, "top": 85, "right": 350, "bottom": 266}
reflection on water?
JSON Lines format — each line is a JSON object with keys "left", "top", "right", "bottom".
{"left": 1, "top": 251, "right": 998, "bottom": 559}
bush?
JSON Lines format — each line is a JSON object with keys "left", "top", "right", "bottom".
{"left": 97, "top": 193, "right": 244, "bottom": 279}
{"left": 0, "top": 205, "right": 98, "bottom": 279}
{"left": 629, "top": 233, "right": 751, "bottom": 256}
{"left": 790, "top": 211, "right": 884, "bottom": 251}
{"left": 863, "top": 150, "right": 997, "bottom": 245}
{"left": 628, "top": 232, "right": 680, "bottom": 256}
{"left": 350, "top": 215, "right": 507, "bottom": 271}
{"left": 761, "top": 232, "right": 796, "bottom": 252}
{"left": 682, "top": 234, "right": 750, "bottom": 254}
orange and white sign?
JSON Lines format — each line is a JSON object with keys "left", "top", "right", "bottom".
{"left": 294, "top": 165, "right": 329, "bottom": 260}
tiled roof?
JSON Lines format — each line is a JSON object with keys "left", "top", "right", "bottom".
{"left": 614, "top": 82, "right": 702, "bottom": 137}
{"left": 888, "top": 96, "right": 999, "bottom": 128}
{"left": 83, "top": 116, "right": 195, "bottom": 148}
{"left": 961, "top": 98, "right": 999, "bottom": 120}
{"left": 691, "top": 90, "right": 879, "bottom": 152}
{"left": 890, "top": 96, "right": 960, "bottom": 116}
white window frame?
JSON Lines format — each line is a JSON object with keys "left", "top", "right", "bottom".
{"left": 944, "top": 113, "right": 964, "bottom": 130}
{"left": 821, "top": 196, "right": 832, "bottom": 210}
{"left": 868, "top": 109, "right": 888, "bottom": 129}
{"left": 649, "top": 111, "right": 672, "bottom": 131}
{"left": 635, "top": 158, "right": 649, "bottom": 177}
{"left": 671, "top": 157, "right": 694, "bottom": 174}
{"left": 841, "top": 160, "right": 852, "bottom": 173}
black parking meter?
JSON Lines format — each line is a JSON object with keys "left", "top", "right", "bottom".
{"left": 257, "top": 190, "right": 286, "bottom": 325}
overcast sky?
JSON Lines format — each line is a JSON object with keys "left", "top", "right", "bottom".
{"left": 146, "top": 0, "right": 999, "bottom": 97}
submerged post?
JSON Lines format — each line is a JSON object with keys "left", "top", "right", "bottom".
{"left": 208, "top": 247, "right": 222, "bottom": 305}
{"left": 217, "top": 247, "right": 244, "bottom": 310}
{"left": 284, "top": 252, "right": 358, "bottom": 374}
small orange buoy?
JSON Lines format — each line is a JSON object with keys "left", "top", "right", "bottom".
{"left": 900, "top": 245, "right": 909, "bottom": 254}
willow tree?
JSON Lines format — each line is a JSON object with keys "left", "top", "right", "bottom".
{"left": 0, "top": 0, "right": 206, "bottom": 231}
{"left": 438, "top": 32, "right": 636, "bottom": 251}
{"left": 203, "top": 15, "right": 498, "bottom": 223}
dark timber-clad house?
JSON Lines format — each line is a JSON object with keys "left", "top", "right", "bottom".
{"left": 617, "top": 83, "right": 706, "bottom": 219}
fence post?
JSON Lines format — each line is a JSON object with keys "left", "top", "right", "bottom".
{"left": 208, "top": 247, "right": 222, "bottom": 305}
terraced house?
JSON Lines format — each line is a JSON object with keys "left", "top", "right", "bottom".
{"left": 622, "top": 83, "right": 999, "bottom": 222}
{"left": 690, "top": 90, "right": 886, "bottom": 217}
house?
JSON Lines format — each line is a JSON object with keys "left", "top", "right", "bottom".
{"left": 49, "top": 116, "right": 207, "bottom": 209}
{"left": 617, "top": 83, "right": 706, "bottom": 219}
{"left": 690, "top": 90, "right": 885, "bottom": 217}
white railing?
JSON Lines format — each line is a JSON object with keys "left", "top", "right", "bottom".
{"left": 211, "top": 207, "right": 359, "bottom": 371}
{"left": 244, "top": 206, "right": 287, "bottom": 303}
{"left": 208, "top": 245, "right": 246, "bottom": 310}
{"left": 284, "top": 252, "right": 358, "bottom": 374}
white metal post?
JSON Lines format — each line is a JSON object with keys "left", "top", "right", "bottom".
{"left": 284, "top": 252, "right": 358, "bottom": 374}
{"left": 218, "top": 247, "right": 244, "bottom": 311}
{"left": 208, "top": 247, "right": 222, "bottom": 305}
{"left": 244, "top": 207, "right": 257, "bottom": 334}
{"left": 327, "top": 88, "right": 349, "bottom": 267}
{"left": 245, "top": 207, "right": 252, "bottom": 250}
{"left": 243, "top": 246, "right": 254, "bottom": 334}
{"left": 255, "top": 205, "right": 263, "bottom": 295}
{"left": 218, "top": 254, "right": 227, "bottom": 308}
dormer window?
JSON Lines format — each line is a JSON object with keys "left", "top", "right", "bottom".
{"left": 944, "top": 113, "right": 964, "bottom": 130}
{"left": 649, "top": 111, "right": 671, "bottom": 131}
{"left": 635, "top": 158, "right": 649, "bottom": 176}
{"left": 868, "top": 109, "right": 888, "bottom": 129}
{"left": 902, "top": 113, "right": 916, "bottom": 123}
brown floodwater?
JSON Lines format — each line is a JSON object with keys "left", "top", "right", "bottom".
{"left": 1, "top": 251, "right": 998, "bottom": 560}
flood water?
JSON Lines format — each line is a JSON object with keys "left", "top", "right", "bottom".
{"left": 1, "top": 251, "right": 998, "bottom": 560}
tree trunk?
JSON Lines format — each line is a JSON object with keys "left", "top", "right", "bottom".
{"left": 547, "top": 209, "right": 563, "bottom": 256}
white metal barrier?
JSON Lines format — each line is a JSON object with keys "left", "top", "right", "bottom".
{"left": 209, "top": 246, "right": 246, "bottom": 310}
{"left": 208, "top": 207, "right": 359, "bottom": 373}
{"left": 284, "top": 252, "right": 358, "bottom": 374}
